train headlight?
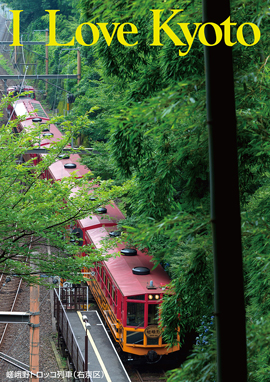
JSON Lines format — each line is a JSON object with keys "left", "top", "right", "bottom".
{"left": 155, "top": 294, "right": 160, "bottom": 300}
{"left": 148, "top": 295, "right": 153, "bottom": 300}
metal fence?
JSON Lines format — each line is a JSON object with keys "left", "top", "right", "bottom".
{"left": 57, "top": 286, "right": 89, "bottom": 311}
{"left": 54, "top": 288, "right": 87, "bottom": 382}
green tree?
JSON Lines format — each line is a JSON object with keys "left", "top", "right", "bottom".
{"left": 75, "top": 0, "right": 270, "bottom": 379}
{"left": 5, "top": 0, "right": 76, "bottom": 31}
{"left": 0, "top": 95, "right": 125, "bottom": 285}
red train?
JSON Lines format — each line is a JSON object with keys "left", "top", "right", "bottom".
{"left": 7, "top": 86, "right": 180, "bottom": 360}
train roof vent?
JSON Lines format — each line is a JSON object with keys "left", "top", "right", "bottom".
{"left": 31, "top": 102, "right": 48, "bottom": 119}
{"left": 132, "top": 267, "right": 150, "bottom": 275}
{"left": 121, "top": 248, "right": 137, "bottom": 256}
{"left": 89, "top": 196, "right": 97, "bottom": 201}
{"left": 43, "top": 132, "right": 54, "bottom": 137}
{"left": 58, "top": 154, "right": 70, "bottom": 159}
{"left": 32, "top": 118, "right": 42, "bottom": 123}
{"left": 64, "top": 163, "right": 77, "bottom": 169}
{"left": 96, "top": 207, "right": 107, "bottom": 214}
{"left": 109, "top": 231, "right": 121, "bottom": 237}
{"left": 42, "top": 127, "right": 50, "bottom": 132}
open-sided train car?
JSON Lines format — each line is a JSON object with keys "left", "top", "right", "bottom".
{"left": 8, "top": 90, "right": 181, "bottom": 360}
{"left": 82, "top": 222, "right": 180, "bottom": 360}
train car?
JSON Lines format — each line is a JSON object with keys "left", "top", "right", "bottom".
{"left": 6, "top": 84, "right": 36, "bottom": 118}
{"left": 8, "top": 91, "right": 181, "bottom": 361}
{"left": 43, "top": 138, "right": 180, "bottom": 360}
{"left": 43, "top": 153, "right": 89, "bottom": 181}
{"left": 9, "top": 95, "right": 65, "bottom": 166}
{"left": 83, "top": 222, "right": 180, "bottom": 361}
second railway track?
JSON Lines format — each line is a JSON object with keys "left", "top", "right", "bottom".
{"left": 0, "top": 275, "right": 23, "bottom": 347}
{"left": 126, "top": 367, "right": 167, "bottom": 382}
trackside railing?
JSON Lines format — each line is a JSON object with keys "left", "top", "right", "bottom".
{"left": 57, "top": 286, "right": 89, "bottom": 311}
{"left": 54, "top": 289, "right": 89, "bottom": 382}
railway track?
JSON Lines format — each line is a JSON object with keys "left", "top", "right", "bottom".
{"left": 127, "top": 367, "right": 167, "bottom": 382}
{"left": 0, "top": 243, "right": 30, "bottom": 349}
{"left": 0, "top": 275, "right": 23, "bottom": 347}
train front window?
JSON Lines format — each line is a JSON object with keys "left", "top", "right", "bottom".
{"left": 148, "top": 304, "right": 159, "bottom": 325}
{"left": 127, "top": 302, "right": 144, "bottom": 327}
{"left": 127, "top": 295, "right": 145, "bottom": 301}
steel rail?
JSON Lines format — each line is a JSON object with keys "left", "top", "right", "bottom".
{"left": 0, "top": 352, "right": 37, "bottom": 377}
{"left": 136, "top": 370, "right": 144, "bottom": 382}
{"left": 0, "top": 237, "right": 33, "bottom": 346}
{"left": 0, "top": 276, "right": 23, "bottom": 345}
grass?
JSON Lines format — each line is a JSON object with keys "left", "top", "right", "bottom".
{"left": 0, "top": 54, "right": 14, "bottom": 75}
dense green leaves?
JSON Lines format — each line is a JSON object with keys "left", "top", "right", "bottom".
{"left": 0, "top": 95, "right": 125, "bottom": 284}
{"left": 73, "top": 0, "right": 270, "bottom": 379}
{"left": 5, "top": 0, "right": 76, "bottom": 31}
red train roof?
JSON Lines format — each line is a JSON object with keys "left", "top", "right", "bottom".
{"left": 85, "top": 227, "right": 170, "bottom": 296}
{"left": 8, "top": 86, "right": 34, "bottom": 91}
{"left": 78, "top": 202, "right": 125, "bottom": 230}
{"left": 14, "top": 99, "right": 49, "bottom": 120}
{"left": 106, "top": 250, "right": 170, "bottom": 297}
{"left": 38, "top": 124, "right": 63, "bottom": 146}
{"left": 48, "top": 154, "right": 90, "bottom": 180}
{"left": 20, "top": 121, "right": 63, "bottom": 147}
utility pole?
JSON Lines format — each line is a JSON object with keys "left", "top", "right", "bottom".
{"left": 29, "top": 283, "right": 40, "bottom": 381}
{"left": 202, "top": 1, "right": 247, "bottom": 381}
{"left": 45, "top": 29, "right": 49, "bottom": 95}
{"left": 29, "top": 253, "right": 40, "bottom": 382}
{"left": 77, "top": 50, "right": 81, "bottom": 85}
{"left": 14, "top": 46, "right": 17, "bottom": 69}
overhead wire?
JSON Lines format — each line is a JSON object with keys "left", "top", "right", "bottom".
{"left": 5, "top": 64, "right": 29, "bottom": 126}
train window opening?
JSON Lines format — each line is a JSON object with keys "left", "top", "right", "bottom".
{"left": 115, "top": 295, "right": 118, "bottom": 313}
{"left": 102, "top": 269, "right": 106, "bottom": 287}
{"left": 112, "top": 285, "right": 115, "bottom": 301}
{"left": 95, "top": 264, "right": 100, "bottom": 280}
{"left": 107, "top": 278, "right": 111, "bottom": 296}
{"left": 148, "top": 304, "right": 159, "bottom": 325}
{"left": 126, "top": 331, "right": 144, "bottom": 345}
{"left": 147, "top": 337, "right": 160, "bottom": 345}
{"left": 127, "top": 295, "right": 145, "bottom": 301}
{"left": 127, "top": 302, "right": 144, "bottom": 327}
